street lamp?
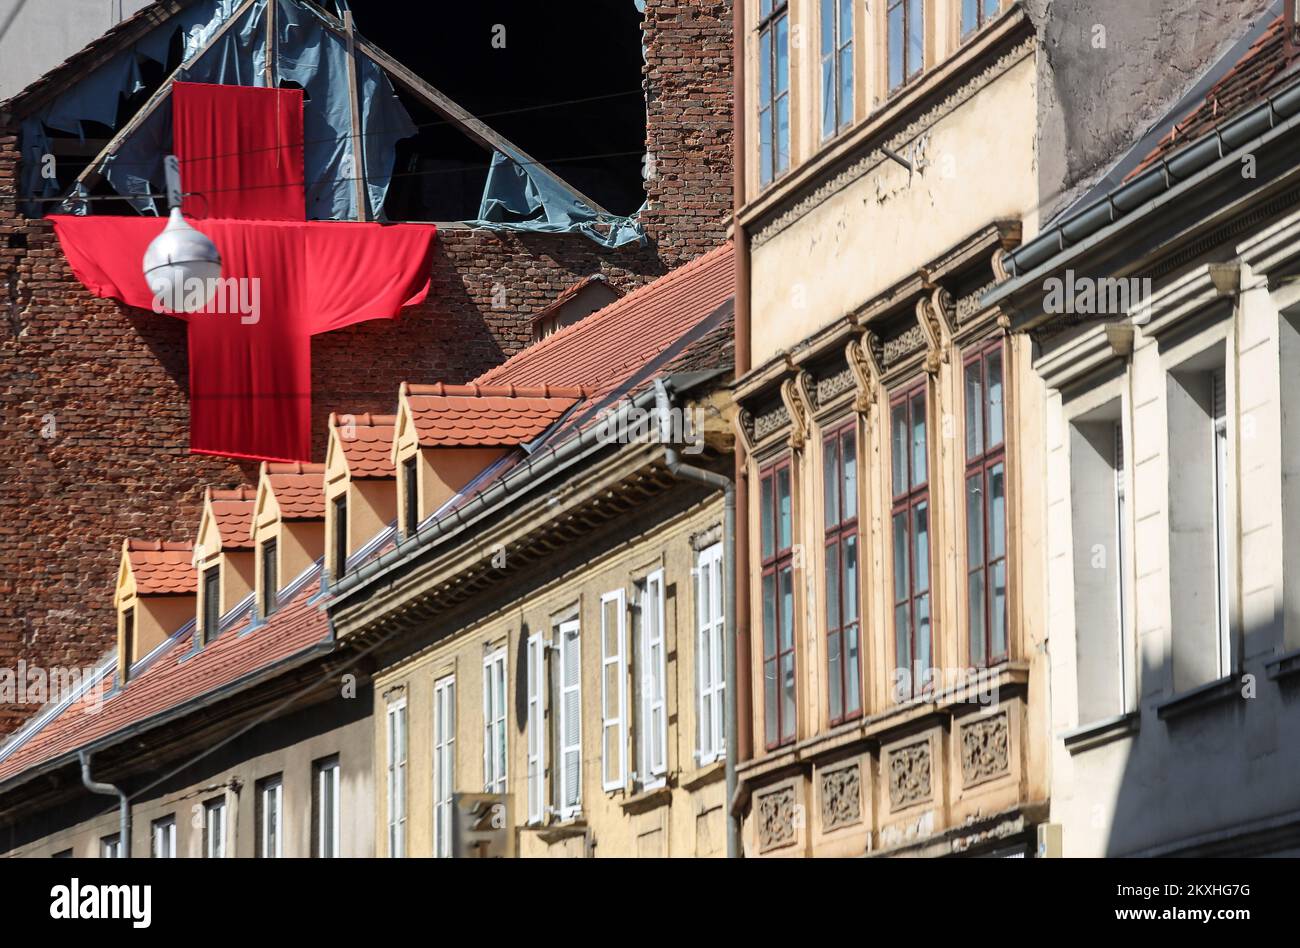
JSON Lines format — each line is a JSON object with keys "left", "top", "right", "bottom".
{"left": 143, "top": 156, "right": 221, "bottom": 313}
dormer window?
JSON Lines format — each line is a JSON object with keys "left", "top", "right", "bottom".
{"left": 333, "top": 495, "right": 349, "bottom": 580}
{"left": 202, "top": 566, "right": 221, "bottom": 644}
{"left": 122, "top": 607, "right": 135, "bottom": 672}
{"left": 262, "top": 538, "right": 278, "bottom": 618}
{"left": 403, "top": 457, "right": 419, "bottom": 538}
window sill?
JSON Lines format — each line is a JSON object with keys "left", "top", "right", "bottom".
{"left": 1155, "top": 674, "right": 1241, "bottom": 721}
{"left": 619, "top": 783, "right": 672, "bottom": 815}
{"left": 1265, "top": 648, "right": 1300, "bottom": 682}
{"left": 680, "top": 759, "right": 725, "bottom": 792}
{"left": 532, "top": 820, "right": 587, "bottom": 845}
{"left": 1060, "top": 710, "right": 1139, "bottom": 755}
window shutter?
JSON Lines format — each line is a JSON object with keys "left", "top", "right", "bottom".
{"left": 601, "top": 590, "right": 627, "bottom": 791}
{"left": 559, "top": 620, "right": 582, "bottom": 815}
{"left": 1212, "top": 369, "right": 1227, "bottom": 423}
{"left": 697, "top": 544, "right": 725, "bottom": 764}
{"left": 645, "top": 570, "right": 668, "bottom": 779}
{"left": 526, "top": 634, "right": 545, "bottom": 823}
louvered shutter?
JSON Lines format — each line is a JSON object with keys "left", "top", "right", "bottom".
{"left": 559, "top": 619, "right": 582, "bottom": 815}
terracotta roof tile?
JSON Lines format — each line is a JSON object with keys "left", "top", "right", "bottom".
{"left": 403, "top": 386, "right": 581, "bottom": 447}
{"left": 126, "top": 539, "right": 196, "bottom": 596}
{"left": 0, "top": 578, "right": 329, "bottom": 786}
{"left": 332, "top": 413, "right": 398, "bottom": 479}
{"left": 207, "top": 487, "right": 256, "bottom": 551}
{"left": 263, "top": 462, "right": 326, "bottom": 520}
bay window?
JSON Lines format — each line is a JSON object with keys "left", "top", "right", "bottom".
{"left": 760, "top": 459, "right": 796, "bottom": 748}
{"left": 823, "top": 421, "right": 861, "bottom": 724}
{"left": 891, "top": 384, "right": 931, "bottom": 699}
{"left": 965, "top": 341, "right": 1007, "bottom": 667}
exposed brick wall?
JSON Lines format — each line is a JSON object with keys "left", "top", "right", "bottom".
{"left": 0, "top": 0, "right": 732, "bottom": 735}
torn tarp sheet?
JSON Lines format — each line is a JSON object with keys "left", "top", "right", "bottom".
{"left": 20, "top": 0, "right": 414, "bottom": 222}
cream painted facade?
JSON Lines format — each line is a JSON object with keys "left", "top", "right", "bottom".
{"left": 371, "top": 489, "right": 730, "bottom": 858}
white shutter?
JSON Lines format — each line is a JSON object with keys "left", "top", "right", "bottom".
{"left": 697, "top": 543, "right": 725, "bottom": 764}
{"left": 644, "top": 569, "right": 668, "bottom": 781}
{"left": 433, "top": 676, "right": 455, "bottom": 856}
{"left": 558, "top": 619, "right": 582, "bottom": 816}
{"left": 526, "top": 634, "right": 545, "bottom": 824}
{"left": 387, "top": 698, "right": 407, "bottom": 857}
{"left": 483, "top": 650, "right": 507, "bottom": 794}
{"left": 600, "top": 590, "right": 627, "bottom": 790}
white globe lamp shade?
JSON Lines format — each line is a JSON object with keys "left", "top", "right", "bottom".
{"left": 143, "top": 207, "right": 222, "bottom": 313}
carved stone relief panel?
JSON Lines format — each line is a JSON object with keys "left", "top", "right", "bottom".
{"left": 959, "top": 711, "right": 1011, "bottom": 788}
{"left": 756, "top": 784, "right": 798, "bottom": 853}
{"left": 887, "top": 739, "right": 933, "bottom": 811}
{"left": 819, "top": 761, "right": 863, "bottom": 833}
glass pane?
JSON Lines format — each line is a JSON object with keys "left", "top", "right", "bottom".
{"left": 845, "top": 625, "right": 861, "bottom": 715}
{"left": 776, "top": 94, "right": 790, "bottom": 173}
{"left": 759, "top": 32, "right": 772, "bottom": 110}
{"left": 762, "top": 572, "right": 777, "bottom": 658}
{"left": 840, "top": 0, "right": 853, "bottom": 42}
{"left": 824, "top": 436, "right": 840, "bottom": 528}
{"left": 822, "top": 0, "right": 835, "bottom": 57}
{"left": 987, "top": 348, "right": 1005, "bottom": 448}
{"left": 992, "top": 559, "right": 1008, "bottom": 658}
{"left": 965, "top": 357, "right": 983, "bottom": 459}
{"left": 701, "top": 615, "right": 713, "bottom": 690}
{"left": 765, "top": 658, "right": 779, "bottom": 744}
{"left": 828, "top": 631, "right": 842, "bottom": 721}
{"left": 913, "top": 501, "right": 930, "bottom": 594}
{"left": 966, "top": 472, "right": 985, "bottom": 567}
{"left": 891, "top": 401, "right": 908, "bottom": 495}
{"left": 822, "top": 55, "right": 835, "bottom": 139}
{"left": 760, "top": 108, "right": 773, "bottom": 185}
{"left": 985, "top": 0, "right": 1000, "bottom": 22}
{"left": 990, "top": 462, "right": 1006, "bottom": 558}
{"left": 760, "top": 473, "right": 774, "bottom": 560}
{"left": 780, "top": 652, "right": 796, "bottom": 741}
{"left": 844, "top": 536, "right": 858, "bottom": 623}
{"left": 962, "top": 0, "right": 978, "bottom": 34}
{"left": 907, "top": 0, "right": 924, "bottom": 75}
{"left": 894, "top": 604, "right": 911, "bottom": 688}
{"left": 761, "top": 0, "right": 773, "bottom": 20}
{"left": 969, "top": 569, "right": 986, "bottom": 667}
{"left": 777, "top": 466, "right": 792, "bottom": 550}
{"left": 842, "top": 429, "right": 857, "bottom": 520}
{"left": 826, "top": 540, "right": 841, "bottom": 631}
{"left": 888, "top": 2, "right": 904, "bottom": 90}
{"left": 779, "top": 566, "right": 794, "bottom": 651}
{"left": 892, "top": 511, "right": 909, "bottom": 601}
{"left": 911, "top": 391, "right": 928, "bottom": 486}
{"left": 916, "top": 592, "right": 931, "bottom": 681}
{"left": 775, "top": 17, "right": 789, "bottom": 94}
{"left": 839, "top": 45, "right": 853, "bottom": 129}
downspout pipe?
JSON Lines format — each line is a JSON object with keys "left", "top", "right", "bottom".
{"left": 80, "top": 750, "right": 130, "bottom": 858}
{"left": 654, "top": 379, "right": 739, "bottom": 857}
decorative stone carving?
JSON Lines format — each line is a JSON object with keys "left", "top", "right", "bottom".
{"left": 752, "top": 403, "right": 790, "bottom": 442}
{"left": 915, "top": 285, "right": 954, "bottom": 375}
{"left": 956, "top": 281, "right": 997, "bottom": 324}
{"left": 888, "top": 740, "right": 932, "bottom": 810}
{"left": 780, "top": 376, "right": 811, "bottom": 451}
{"left": 756, "top": 785, "right": 798, "bottom": 852}
{"left": 846, "top": 333, "right": 883, "bottom": 415}
{"left": 960, "top": 711, "right": 1011, "bottom": 787}
{"left": 820, "top": 763, "right": 862, "bottom": 832}
{"left": 883, "top": 324, "right": 927, "bottom": 368}
{"left": 814, "top": 366, "right": 856, "bottom": 407}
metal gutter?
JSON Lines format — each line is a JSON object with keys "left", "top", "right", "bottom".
{"left": 984, "top": 74, "right": 1300, "bottom": 310}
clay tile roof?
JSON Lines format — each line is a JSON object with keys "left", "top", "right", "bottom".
{"left": 1130, "top": 17, "right": 1294, "bottom": 179}
{"left": 333, "top": 413, "right": 398, "bottom": 479}
{"left": 207, "top": 486, "right": 257, "bottom": 551}
{"left": 0, "top": 576, "right": 330, "bottom": 787}
{"left": 403, "top": 385, "right": 583, "bottom": 447}
{"left": 263, "top": 462, "right": 326, "bottom": 520}
{"left": 126, "top": 539, "right": 196, "bottom": 595}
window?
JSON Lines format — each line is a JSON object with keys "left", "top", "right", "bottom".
{"left": 52, "top": 849, "right": 73, "bottom": 858}
{"left": 100, "top": 834, "right": 121, "bottom": 859}
{"left": 557, "top": 618, "right": 582, "bottom": 819}
{"left": 202, "top": 566, "right": 220, "bottom": 644}
{"left": 151, "top": 816, "right": 176, "bottom": 858}
{"left": 887, "top": 0, "right": 923, "bottom": 92}
{"left": 601, "top": 589, "right": 628, "bottom": 790}
{"left": 1167, "top": 357, "right": 1233, "bottom": 690}
{"left": 637, "top": 570, "right": 668, "bottom": 783}
{"left": 433, "top": 676, "right": 456, "bottom": 857}
{"left": 313, "top": 756, "right": 341, "bottom": 858}
{"left": 696, "top": 543, "right": 726, "bottom": 764}
{"left": 333, "top": 494, "right": 349, "bottom": 580}
{"left": 824, "top": 422, "right": 861, "bottom": 724}
{"left": 121, "top": 606, "right": 135, "bottom": 673}
{"left": 965, "top": 342, "right": 1007, "bottom": 667}
{"left": 1070, "top": 405, "right": 1129, "bottom": 723}
{"left": 891, "top": 383, "right": 932, "bottom": 699}
{"left": 821, "top": 0, "right": 854, "bottom": 138}
{"left": 261, "top": 538, "right": 278, "bottom": 618}
{"left": 760, "top": 460, "right": 796, "bottom": 748}
{"left": 203, "top": 797, "right": 226, "bottom": 858}
{"left": 961, "top": 0, "right": 1000, "bottom": 37}
{"left": 403, "top": 456, "right": 419, "bottom": 537}
{"left": 483, "top": 649, "right": 508, "bottom": 794}
{"left": 387, "top": 697, "right": 407, "bottom": 857}
{"left": 257, "top": 775, "right": 283, "bottom": 858}
{"left": 758, "top": 0, "right": 790, "bottom": 186}
{"left": 526, "top": 635, "right": 546, "bottom": 824}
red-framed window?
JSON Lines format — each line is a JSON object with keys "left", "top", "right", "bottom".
{"left": 890, "top": 382, "right": 932, "bottom": 699}
{"left": 823, "top": 421, "right": 861, "bottom": 724}
{"left": 965, "top": 340, "right": 1007, "bottom": 666}
{"left": 760, "top": 457, "right": 796, "bottom": 749}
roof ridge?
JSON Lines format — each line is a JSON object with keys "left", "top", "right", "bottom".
{"left": 405, "top": 382, "right": 589, "bottom": 399}
{"left": 126, "top": 539, "right": 193, "bottom": 552}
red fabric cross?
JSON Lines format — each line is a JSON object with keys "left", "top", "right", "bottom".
{"left": 50, "top": 82, "right": 438, "bottom": 462}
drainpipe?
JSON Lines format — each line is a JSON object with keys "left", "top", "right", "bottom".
{"left": 654, "top": 379, "right": 739, "bottom": 858}
{"left": 80, "top": 750, "right": 130, "bottom": 858}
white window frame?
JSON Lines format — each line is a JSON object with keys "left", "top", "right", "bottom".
{"left": 526, "top": 634, "right": 546, "bottom": 824}
{"left": 600, "top": 589, "right": 627, "bottom": 791}
{"left": 204, "top": 797, "right": 226, "bottom": 859}
{"left": 386, "top": 697, "right": 407, "bottom": 858}
{"left": 433, "top": 675, "right": 456, "bottom": 857}
{"left": 1212, "top": 369, "right": 1232, "bottom": 677}
{"left": 100, "top": 834, "right": 121, "bottom": 859}
{"left": 259, "top": 775, "right": 283, "bottom": 858}
{"left": 557, "top": 617, "right": 582, "bottom": 819}
{"left": 638, "top": 569, "right": 668, "bottom": 787}
{"left": 1113, "top": 422, "right": 1130, "bottom": 715}
{"left": 483, "top": 649, "right": 508, "bottom": 794}
{"left": 151, "top": 817, "right": 175, "bottom": 858}
{"left": 316, "top": 759, "right": 341, "bottom": 858}
{"left": 696, "top": 543, "right": 726, "bottom": 765}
